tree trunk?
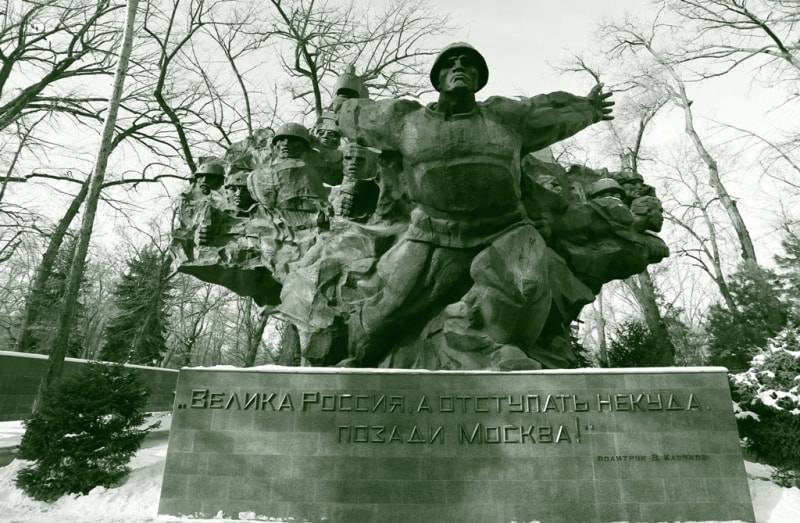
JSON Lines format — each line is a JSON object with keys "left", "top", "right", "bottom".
{"left": 626, "top": 270, "right": 676, "bottom": 366}
{"left": 594, "top": 292, "right": 609, "bottom": 367}
{"left": 244, "top": 305, "right": 273, "bottom": 367}
{"left": 645, "top": 40, "right": 759, "bottom": 266}
{"left": 676, "top": 84, "right": 758, "bottom": 266}
{"left": 278, "top": 322, "right": 301, "bottom": 366}
{"left": 14, "top": 180, "right": 89, "bottom": 352}
{"left": 34, "top": 0, "right": 140, "bottom": 413}
{"left": 699, "top": 206, "right": 739, "bottom": 313}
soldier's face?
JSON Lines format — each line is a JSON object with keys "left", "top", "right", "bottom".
{"left": 317, "top": 129, "right": 340, "bottom": 148}
{"left": 275, "top": 137, "right": 305, "bottom": 159}
{"left": 228, "top": 185, "right": 254, "bottom": 209}
{"left": 197, "top": 174, "right": 222, "bottom": 195}
{"left": 621, "top": 179, "right": 644, "bottom": 198}
{"left": 439, "top": 54, "right": 480, "bottom": 94}
{"left": 343, "top": 150, "right": 368, "bottom": 179}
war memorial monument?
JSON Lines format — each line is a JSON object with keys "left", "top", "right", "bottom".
{"left": 158, "top": 43, "right": 755, "bottom": 522}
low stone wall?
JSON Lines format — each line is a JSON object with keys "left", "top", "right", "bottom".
{"left": 159, "top": 366, "right": 755, "bottom": 523}
{"left": 0, "top": 350, "right": 178, "bottom": 421}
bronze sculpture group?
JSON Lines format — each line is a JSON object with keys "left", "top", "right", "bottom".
{"left": 172, "top": 43, "right": 668, "bottom": 371}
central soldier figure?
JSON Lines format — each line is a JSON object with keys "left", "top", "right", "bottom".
{"left": 337, "top": 43, "right": 614, "bottom": 369}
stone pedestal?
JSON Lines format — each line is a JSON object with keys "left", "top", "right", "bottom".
{"left": 158, "top": 367, "right": 755, "bottom": 523}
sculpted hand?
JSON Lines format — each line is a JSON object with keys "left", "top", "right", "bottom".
{"left": 644, "top": 233, "right": 670, "bottom": 261}
{"left": 586, "top": 83, "right": 614, "bottom": 122}
{"left": 198, "top": 224, "right": 211, "bottom": 245}
{"left": 338, "top": 192, "right": 354, "bottom": 217}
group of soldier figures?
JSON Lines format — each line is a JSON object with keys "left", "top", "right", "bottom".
{"left": 172, "top": 43, "right": 669, "bottom": 371}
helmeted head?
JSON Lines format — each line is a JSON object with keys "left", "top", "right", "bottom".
{"left": 331, "top": 66, "right": 369, "bottom": 113}
{"left": 314, "top": 111, "right": 341, "bottom": 148}
{"left": 272, "top": 122, "right": 311, "bottom": 159}
{"left": 224, "top": 171, "right": 255, "bottom": 210}
{"left": 610, "top": 169, "right": 646, "bottom": 200}
{"left": 335, "top": 65, "right": 368, "bottom": 99}
{"left": 589, "top": 178, "right": 626, "bottom": 199}
{"left": 193, "top": 161, "right": 225, "bottom": 195}
{"left": 430, "top": 42, "right": 489, "bottom": 93}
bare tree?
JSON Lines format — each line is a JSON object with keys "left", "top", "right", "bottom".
{"left": 563, "top": 56, "right": 678, "bottom": 365}
{"left": 163, "top": 276, "right": 230, "bottom": 368}
{"left": 200, "top": 3, "right": 275, "bottom": 139}
{"left": 34, "top": 0, "right": 140, "bottom": 412}
{"left": 603, "top": 15, "right": 760, "bottom": 268}
{"left": 667, "top": 0, "right": 800, "bottom": 80}
{"left": 660, "top": 150, "right": 739, "bottom": 313}
{"left": 269, "top": 0, "right": 455, "bottom": 117}
{"left": 659, "top": 1, "right": 800, "bottom": 195}
{"left": 242, "top": 303, "right": 274, "bottom": 367}
{"left": 0, "top": 0, "right": 122, "bottom": 132}
{"left": 141, "top": 0, "right": 217, "bottom": 173}
{"left": 592, "top": 291, "right": 609, "bottom": 367}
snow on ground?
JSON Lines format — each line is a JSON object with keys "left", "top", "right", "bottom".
{"left": 1, "top": 416, "right": 799, "bottom": 522}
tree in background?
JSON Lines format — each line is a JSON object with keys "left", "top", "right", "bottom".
{"left": 706, "top": 264, "right": 789, "bottom": 370}
{"left": 668, "top": 0, "right": 800, "bottom": 82}
{"left": 16, "top": 233, "right": 89, "bottom": 357}
{"left": 776, "top": 221, "right": 800, "bottom": 317}
{"left": 0, "top": 0, "right": 122, "bottom": 132}
{"left": 712, "top": 220, "right": 800, "bottom": 372}
{"left": 33, "top": 0, "right": 140, "bottom": 413}
{"left": 100, "top": 245, "right": 173, "bottom": 365}
{"left": 269, "top": 0, "right": 454, "bottom": 117}
{"left": 601, "top": 15, "right": 760, "bottom": 270}
{"left": 730, "top": 328, "right": 800, "bottom": 487}
{"left": 607, "top": 319, "right": 673, "bottom": 368}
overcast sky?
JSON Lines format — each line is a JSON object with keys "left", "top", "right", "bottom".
{"left": 417, "top": 0, "right": 653, "bottom": 98}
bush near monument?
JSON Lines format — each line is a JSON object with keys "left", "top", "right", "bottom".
{"left": 15, "top": 363, "right": 157, "bottom": 501}
{"left": 606, "top": 319, "right": 669, "bottom": 367}
{"left": 707, "top": 265, "right": 790, "bottom": 371}
{"left": 731, "top": 328, "right": 800, "bottom": 488}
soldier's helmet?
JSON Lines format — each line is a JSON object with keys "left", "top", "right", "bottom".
{"left": 335, "top": 65, "right": 368, "bottom": 99}
{"left": 610, "top": 169, "right": 644, "bottom": 183}
{"left": 272, "top": 122, "right": 312, "bottom": 146}
{"left": 315, "top": 111, "right": 339, "bottom": 132}
{"left": 225, "top": 171, "right": 249, "bottom": 187}
{"left": 192, "top": 161, "right": 224, "bottom": 180}
{"left": 430, "top": 42, "right": 489, "bottom": 92}
{"left": 589, "top": 178, "right": 626, "bottom": 198}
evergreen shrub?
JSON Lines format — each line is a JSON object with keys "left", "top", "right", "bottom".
{"left": 607, "top": 319, "right": 668, "bottom": 367}
{"left": 707, "top": 265, "right": 789, "bottom": 371}
{"left": 15, "top": 363, "right": 157, "bottom": 501}
{"left": 730, "top": 328, "right": 800, "bottom": 487}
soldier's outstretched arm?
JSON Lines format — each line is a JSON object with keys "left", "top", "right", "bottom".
{"left": 487, "top": 86, "right": 614, "bottom": 154}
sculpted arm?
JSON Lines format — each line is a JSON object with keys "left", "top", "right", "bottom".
{"left": 490, "top": 84, "right": 614, "bottom": 153}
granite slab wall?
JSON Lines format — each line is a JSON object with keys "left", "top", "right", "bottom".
{"left": 158, "top": 367, "right": 755, "bottom": 523}
{"left": 0, "top": 350, "right": 178, "bottom": 421}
